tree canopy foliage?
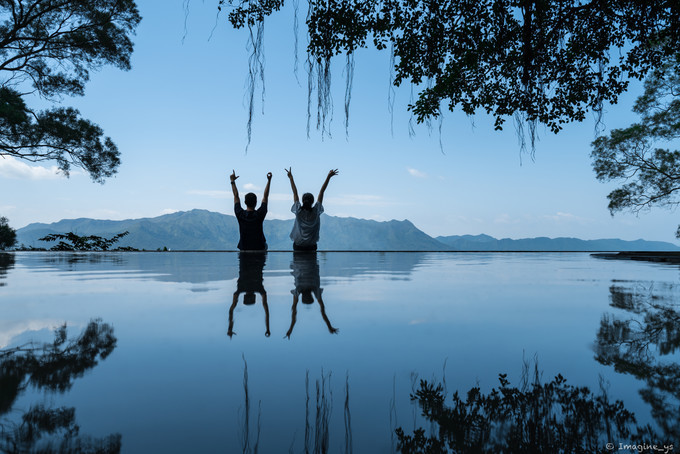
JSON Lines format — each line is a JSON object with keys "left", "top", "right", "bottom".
{"left": 0, "top": 0, "right": 141, "bottom": 182}
{"left": 591, "top": 57, "right": 680, "bottom": 237}
{"left": 38, "top": 231, "right": 134, "bottom": 251}
{"left": 0, "top": 216, "right": 16, "bottom": 249}
{"left": 219, "top": 0, "right": 679, "bottom": 148}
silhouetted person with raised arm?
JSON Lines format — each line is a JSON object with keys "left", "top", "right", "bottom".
{"left": 285, "top": 168, "right": 338, "bottom": 251}
{"left": 285, "top": 252, "right": 338, "bottom": 338}
{"left": 228, "top": 252, "right": 270, "bottom": 338}
{"left": 230, "top": 170, "right": 272, "bottom": 251}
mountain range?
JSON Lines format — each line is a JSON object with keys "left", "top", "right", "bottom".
{"left": 14, "top": 209, "right": 680, "bottom": 251}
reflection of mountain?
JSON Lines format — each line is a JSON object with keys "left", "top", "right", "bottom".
{"left": 595, "top": 282, "right": 680, "bottom": 439}
{"left": 0, "top": 253, "right": 14, "bottom": 287}
{"left": 317, "top": 252, "right": 426, "bottom": 281}
{"left": 437, "top": 234, "right": 680, "bottom": 251}
{"left": 17, "top": 210, "right": 680, "bottom": 251}
{"left": 18, "top": 251, "right": 427, "bottom": 285}
{"left": 0, "top": 320, "right": 120, "bottom": 452}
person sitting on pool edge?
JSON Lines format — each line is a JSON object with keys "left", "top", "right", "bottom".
{"left": 230, "top": 170, "right": 271, "bottom": 251}
{"left": 285, "top": 168, "right": 339, "bottom": 251}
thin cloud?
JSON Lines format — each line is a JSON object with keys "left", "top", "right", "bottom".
{"left": 161, "top": 208, "right": 180, "bottom": 215}
{"left": 326, "top": 194, "right": 390, "bottom": 207}
{"left": 188, "top": 189, "right": 230, "bottom": 199}
{"left": 542, "top": 212, "right": 589, "bottom": 223}
{"left": 333, "top": 212, "right": 390, "bottom": 221}
{"left": 407, "top": 167, "right": 427, "bottom": 178}
{"left": 81, "top": 209, "right": 123, "bottom": 220}
{"left": 269, "top": 193, "right": 291, "bottom": 201}
{"left": 0, "top": 157, "right": 63, "bottom": 180}
{"left": 493, "top": 213, "right": 521, "bottom": 225}
{"left": 456, "top": 215, "right": 485, "bottom": 224}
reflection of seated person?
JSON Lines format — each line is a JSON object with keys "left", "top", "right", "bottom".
{"left": 228, "top": 252, "right": 270, "bottom": 338}
{"left": 285, "top": 252, "right": 338, "bottom": 338}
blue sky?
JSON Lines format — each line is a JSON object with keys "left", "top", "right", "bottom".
{"left": 0, "top": 0, "right": 677, "bottom": 243}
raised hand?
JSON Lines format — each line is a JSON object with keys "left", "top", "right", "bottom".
{"left": 267, "top": 172, "right": 273, "bottom": 181}
{"left": 285, "top": 167, "right": 293, "bottom": 179}
{"left": 230, "top": 170, "right": 239, "bottom": 183}
{"left": 327, "top": 169, "right": 339, "bottom": 178}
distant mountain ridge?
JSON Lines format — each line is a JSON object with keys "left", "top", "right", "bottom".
{"left": 15, "top": 209, "right": 680, "bottom": 251}
{"left": 435, "top": 234, "right": 679, "bottom": 252}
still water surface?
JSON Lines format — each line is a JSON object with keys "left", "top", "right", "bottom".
{"left": 0, "top": 252, "right": 678, "bottom": 452}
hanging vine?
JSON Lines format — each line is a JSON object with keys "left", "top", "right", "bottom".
{"left": 245, "top": 19, "right": 266, "bottom": 150}
{"left": 218, "top": 0, "right": 679, "bottom": 153}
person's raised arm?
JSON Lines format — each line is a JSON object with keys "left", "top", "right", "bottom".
{"left": 261, "top": 291, "right": 271, "bottom": 337}
{"left": 285, "top": 167, "right": 299, "bottom": 203}
{"left": 262, "top": 172, "right": 272, "bottom": 205}
{"left": 317, "top": 169, "right": 339, "bottom": 205}
{"left": 317, "top": 291, "right": 338, "bottom": 334}
{"left": 230, "top": 170, "right": 240, "bottom": 205}
{"left": 228, "top": 292, "right": 239, "bottom": 338}
{"left": 285, "top": 293, "right": 299, "bottom": 339}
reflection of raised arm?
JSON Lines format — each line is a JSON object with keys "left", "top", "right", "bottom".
{"left": 262, "top": 172, "right": 272, "bottom": 205}
{"left": 317, "top": 291, "right": 338, "bottom": 334}
{"left": 285, "top": 167, "right": 299, "bottom": 203}
{"left": 262, "top": 291, "right": 270, "bottom": 337}
{"left": 228, "top": 292, "right": 239, "bottom": 338}
{"left": 230, "top": 170, "right": 240, "bottom": 204}
{"left": 317, "top": 169, "right": 338, "bottom": 205}
{"left": 285, "top": 293, "right": 299, "bottom": 339}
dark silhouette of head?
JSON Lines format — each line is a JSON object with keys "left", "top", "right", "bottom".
{"left": 244, "top": 192, "right": 257, "bottom": 209}
{"left": 301, "top": 289, "right": 315, "bottom": 304}
{"left": 243, "top": 292, "right": 257, "bottom": 305}
{"left": 302, "top": 192, "right": 314, "bottom": 210}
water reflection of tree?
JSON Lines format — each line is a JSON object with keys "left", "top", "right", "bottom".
{"left": 233, "top": 358, "right": 659, "bottom": 453}
{"left": 595, "top": 282, "right": 680, "bottom": 440}
{"left": 396, "top": 360, "right": 663, "bottom": 453}
{"left": 0, "top": 319, "right": 121, "bottom": 453}
{"left": 0, "top": 252, "right": 14, "bottom": 287}
{"left": 238, "top": 356, "right": 352, "bottom": 454}
{"left": 40, "top": 252, "right": 128, "bottom": 267}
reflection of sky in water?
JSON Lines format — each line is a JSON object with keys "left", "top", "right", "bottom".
{"left": 0, "top": 251, "right": 678, "bottom": 452}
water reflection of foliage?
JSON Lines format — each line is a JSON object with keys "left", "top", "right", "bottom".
{"left": 0, "top": 319, "right": 121, "bottom": 453}
{"left": 238, "top": 357, "right": 352, "bottom": 454}
{"left": 0, "top": 252, "right": 14, "bottom": 287}
{"left": 40, "top": 252, "right": 129, "bottom": 267}
{"left": 396, "top": 361, "right": 661, "bottom": 454}
{"left": 595, "top": 283, "right": 680, "bottom": 440}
